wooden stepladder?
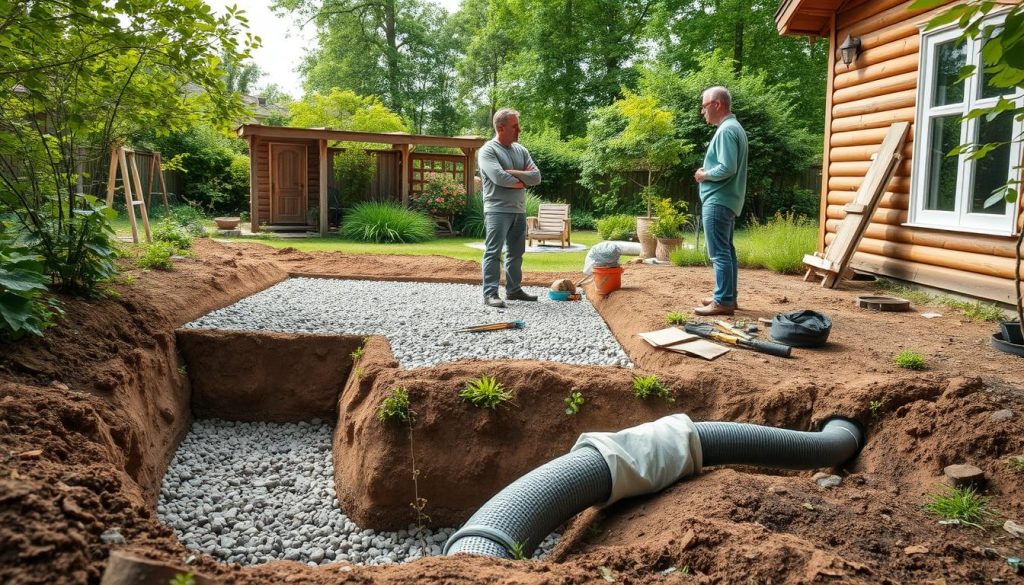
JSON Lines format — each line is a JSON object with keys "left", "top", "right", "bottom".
{"left": 105, "top": 146, "right": 154, "bottom": 243}
{"left": 803, "top": 121, "right": 910, "bottom": 288}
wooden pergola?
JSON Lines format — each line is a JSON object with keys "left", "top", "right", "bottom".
{"left": 237, "top": 124, "right": 487, "bottom": 235}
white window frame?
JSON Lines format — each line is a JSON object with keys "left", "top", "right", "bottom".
{"left": 908, "top": 17, "right": 1022, "bottom": 236}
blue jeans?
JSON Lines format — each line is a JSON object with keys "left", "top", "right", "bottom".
{"left": 702, "top": 203, "right": 738, "bottom": 306}
{"left": 482, "top": 212, "right": 527, "bottom": 298}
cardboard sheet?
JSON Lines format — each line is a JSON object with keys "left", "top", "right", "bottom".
{"left": 639, "top": 327, "right": 697, "bottom": 347}
{"left": 664, "top": 339, "right": 730, "bottom": 360}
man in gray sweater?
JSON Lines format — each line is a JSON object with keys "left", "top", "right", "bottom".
{"left": 477, "top": 108, "right": 542, "bottom": 308}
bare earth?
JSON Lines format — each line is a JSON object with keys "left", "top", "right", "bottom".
{"left": 1, "top": 238, "right": 1022, "bottom": 584}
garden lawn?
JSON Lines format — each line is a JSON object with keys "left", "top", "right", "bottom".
{"left": 111, "top": 216, "right": 810, "bottom": 274}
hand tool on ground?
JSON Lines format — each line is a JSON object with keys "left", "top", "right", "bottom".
{"left": 684, "top": 323, "right": 792, "bottom": 358}
{"left": 714, "top": 319, "right": 751, "bottom": 340}
{"left": 461, "top": 320, "right": 526, "bottom": 332}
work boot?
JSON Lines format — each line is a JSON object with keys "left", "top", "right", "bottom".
{"left": 694, "top": 302, "right": 736, "bottom": 316}
{"left": 505, "top": 289, "right": 538, "bottom": 301}
{"left": 484, "top": 295, "right": 506, "bottom": 308}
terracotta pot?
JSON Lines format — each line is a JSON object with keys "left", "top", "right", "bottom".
{"left": 655, "top": 238, "right": 682, "bottom": 262}
{"left": 214, "top": 217, "right": 240, "bottom": 230}
{"left": 636, "top": 216, "right": 657, "bottom": 259}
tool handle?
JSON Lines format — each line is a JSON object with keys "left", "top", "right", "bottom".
{"left": 738, "top": 337, "right": 792, "bottom": 358}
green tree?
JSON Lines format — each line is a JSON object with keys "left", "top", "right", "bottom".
{"left": 638, "top": 53, "right": 819, "bottom": 219}
{"left": 581, "top": 89, "right": 690, "bottom": 217}
{"left": 0, "top": 0, "right": 252, "bottom": 292}
{"left": 651, "top": 0, "right": 828, "bottom": 134}
{"left": 287, "top": 88, "right": 407, "bottom": 132}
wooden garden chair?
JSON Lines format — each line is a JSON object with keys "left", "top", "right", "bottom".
{"left": 527, "top": 203, "right": 571, "bottom": 248}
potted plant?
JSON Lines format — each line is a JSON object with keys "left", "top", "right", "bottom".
{"left": 411, "top": 172, "right": 468, "bottom": 234}
{"left": 648, "top": 198, "right": 691, "bottom": 261}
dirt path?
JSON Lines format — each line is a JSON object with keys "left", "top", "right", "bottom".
{"left": 1, "top": 238, "right": 1022, "bottom": 584}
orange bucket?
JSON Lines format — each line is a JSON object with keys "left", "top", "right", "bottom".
{"left": 593, "top": 265, "right": 623, "bottom": 295}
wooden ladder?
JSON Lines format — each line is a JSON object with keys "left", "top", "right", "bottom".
{"left": 803, "top": 122, "right": 910, "bottom": 288}
{"left": 105, "top": 145, "right": 152, "bottom": 244}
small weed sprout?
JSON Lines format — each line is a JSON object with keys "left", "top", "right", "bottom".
{"left": 377, "top": 387, "right": 411, "bottom": 424}
{"left": 893, "top": 350, "right": 925, "bottom": 370}
{"left": 177, "top": 365, "right": 187, "bottom": 377}
{"left": 351, "top": 345, "right": 365, "bottom": 363}
{"left": 632, "top": 374, "right": 674, "bottom": 403}
{"left": 169, "top": 573, "right": 196, "bottom": 585}
{"left": 508, "top": 541, "right": 528, "bottom": 560}
{"left": 460, "top": 375, "right": 513, "bottom": 409}
{"left": 869, "top": 399, "right": 883, "bottom": 417}
{"left": 665, "top": 311, "right": 690, "bottom": 325}
{"left": 924, "top": 485, "right": 993, "bottom": 528}
{"left": 353, "top": 366, "right": 364, "bottom": 380}
{"left": 564, "top": 390, "right": 584, "bottom": 415}
{"left": 1008, "top": 455, "right": 1024, "bottom": 473}
{"left": 585, "top": 521, "right": 603, "bottom": 542}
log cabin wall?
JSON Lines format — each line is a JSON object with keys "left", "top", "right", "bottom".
{"left": 825, "top": 0, "right": 1024, "bottom": 303}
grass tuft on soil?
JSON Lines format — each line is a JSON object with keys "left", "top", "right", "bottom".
{"left": 924, "top": 485, "right": 994, "bottom": 527}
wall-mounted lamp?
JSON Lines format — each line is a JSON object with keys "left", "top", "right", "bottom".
{"left": 839, "top": 35, "right": 862, "bottom": 66}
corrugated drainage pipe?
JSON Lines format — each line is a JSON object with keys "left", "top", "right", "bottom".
{"left": 444, "top": 414, "right": 863, "bottom": 559}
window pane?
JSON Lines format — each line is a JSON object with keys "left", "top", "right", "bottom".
{"left": 925, "top": 115, "right": 961, "bottom": 211}
{"left": 980, "top": 35, "right": 1014, "bottom": 99}
{"left": 970, "top": 112, "right": 1012, "bottom": 214}
{"left": 932, "top": 40, "right": 966, "bottom": 106}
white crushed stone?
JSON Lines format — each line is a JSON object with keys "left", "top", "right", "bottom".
{"left": 183, "top": 277, "right": 632, "bottom": 369}
{"left": 158, "top": 419, "right": 560, "bottom": 566}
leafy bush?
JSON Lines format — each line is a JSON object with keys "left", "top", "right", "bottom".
{"left": 893, "top": 350, "right": 925, "bottom": 370}
{"left": 519, "top": 129, "right": 587, "bottom": 202}
{"left": 669, "top": 244, "right": 708, "bottom": 267}
{"left": 36, "top": 197, "right": 120, "bottom": 293}
{"left": 596, "top": 214, "right": 636, "bottom": 241}
{"left": 648, "top": 198, "right": 691, "bottom": 239}
{"left": 571, "top": 209, "right": 597, "bottom": 230}
{"left": 377, "top": 387, "right": 411, "bottom": 424}
{"left": 152, "top": 218, "right": 194, "bottom": 251}
{"left": 147, "top": 124, "right": 249, "bottom": 214}
{"left": 334, "top": 149, "right": 376, "bottom": 210}
{"left": 0, "top": 235, "right": 61, "bottom": 341}
{"left": 460, "top": 375, "right": 513, "bottom": 409}
{"left": 412, "top": 172, "right": 468, "bottom": 217}
{"left": 632, "top": 374, "right": 673, "bottom": 402}
{"left": 340, "top": 202, "right": 435, "bottom": 243}
{"left": 136, "top": 241, "right": 177, "bottom": 270}
{"left": 737, "top": 213, "right": 817, "bottom": 274}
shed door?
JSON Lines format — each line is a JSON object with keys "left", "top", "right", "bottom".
{"left": 270, "top": 143, "right": 307, "bottom": 224}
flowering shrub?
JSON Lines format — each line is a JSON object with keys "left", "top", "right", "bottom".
{"left": 412, "top": 172, "right": 467, "bottom": 217}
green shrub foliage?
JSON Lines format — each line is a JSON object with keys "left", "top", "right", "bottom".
{"left": 596, "top": 214, "right": 636, "bottom": 241}
{"left": 0, "top": 234, "right": 62, "bottom": 341}
{"left": 136, "top": 241, "right": 177, "bottom": 270}
{"left": 340, "top": 202, "right": 435, "bottom": 243}
{"left": 148, "top": 124, "right": 249, "bottom": 214}
{"left": 152, "top": 218, "right": 194, "bottom": 252}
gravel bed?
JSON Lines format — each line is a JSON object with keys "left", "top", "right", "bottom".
{"left": 183, "top": 277, "right": 632, "bottom": 369}
{"left": 158, "top": 419, "right": 560, "bottom": 566}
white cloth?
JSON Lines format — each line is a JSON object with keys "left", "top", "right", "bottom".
{"left": 582, "top": 241, "right": 622, "bottom": 276}
{"left": 571, "top": 414, "right": 703, "bottom": 506}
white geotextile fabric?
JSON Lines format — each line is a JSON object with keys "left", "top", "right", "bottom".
{"left": 571, "top": 414, "right": 703, "bottom": 506}
{"left": 582, "top": 242, "right": 622, "bottom": 276}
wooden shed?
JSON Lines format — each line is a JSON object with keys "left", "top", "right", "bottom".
{"left": 236, "top": 125, "right": 486, "bottom": 235}
{"left": 776, "top": 0, "right": 1024, "bottom": 304}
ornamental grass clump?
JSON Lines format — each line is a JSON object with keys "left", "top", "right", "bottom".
{"left": 737, "top": 212, "right": 817, "bottom": 274}
{"left": 460, "top": 375, "right": 513, "bottom": 409}
{"left": 341, "top": 202, "right": 435, "bottom": 243}
{"left": 924, "top": 485, "right": 994, "bottom": 528}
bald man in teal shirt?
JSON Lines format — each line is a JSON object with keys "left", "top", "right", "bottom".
{"left": 693, "top": 86, "right": 748, "bottom": 317}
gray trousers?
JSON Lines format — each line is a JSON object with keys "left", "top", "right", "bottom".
{"left": 482, "top": 212, "right": 526, "bottom": 297}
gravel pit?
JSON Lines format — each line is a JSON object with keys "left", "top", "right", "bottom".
{"left": 158, "top": 419, "right": 559, "bottom": 566}
{"left": 183, "top": 277, "right": 631, "bottom": 369}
